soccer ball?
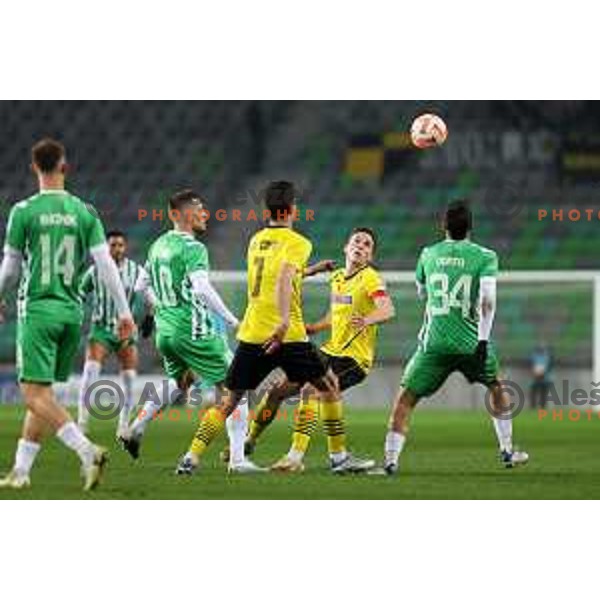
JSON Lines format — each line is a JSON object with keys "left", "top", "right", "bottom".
{"left": 410, "top": 113, "right": 448, "bottom": 149}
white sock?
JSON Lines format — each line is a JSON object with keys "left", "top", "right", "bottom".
{"left": 184, "top": 451, "right": 199, "bottom": 466}
{"left": 78, "top": 360, "right": 101, "bottom": 429}
{"left": 226, "top": 400, "right": 249, "bottom": 465}
{"left": 14, "top": 438, "right": 41, "bottom": 476}
{"left": 287, "top": 449, "right": 305, "bottom": 463}
{"left": 118, "top": 369, "right": 136, "bottom": 432}
{"left": 130, "top": 379, "right": 181, "bottom": 437}
{"left": 492, "top": 417, "right": 513, "bottom": 453}
{"left": 56, "top": 422, "right": 95, "bottom": 466}
{"left": 330, "top": 451, "right": 348, "bottom": 463}
{"left": 385, "top": 431, "right": 406, "bottom": 465}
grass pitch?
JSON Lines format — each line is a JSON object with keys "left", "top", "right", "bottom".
{"left": 0, "top": 405, "right": 598, "bottom": 499}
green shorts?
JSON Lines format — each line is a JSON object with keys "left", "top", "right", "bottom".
{"left": 17, "top": 318, "right": 81, "bottom": 384}
{"left": 401, "top": 344, "right": 500, "bottom": 399}
{"left": 88, "top": 324, "right": 137, "bottom": 353}
{"left": 156, "top": 332, "right": 232, "bottom": 387}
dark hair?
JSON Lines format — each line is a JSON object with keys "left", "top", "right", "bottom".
{"left": 31, "top": 138, "right": 66, "bottom": 174}
{"left": 445, "top": 200, "right": 472, "bottom": 240}
{"left": 106, "top": 230, "right": 127, "bottom": 241}
{"left": 263, "top": 180, "right": 296, "bottom": 220}
{"left": 349, "top": 227, "right": 377, "bottom": 253}
{"left": 169, "top": 189, "right": 205, "bottom": 211}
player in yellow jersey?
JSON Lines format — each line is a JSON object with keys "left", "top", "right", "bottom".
{"left": 248, "top": 227, "right": 396, "bottom": 473}
{"left": 175, "top": 181, "right": 337, "bottom": 471}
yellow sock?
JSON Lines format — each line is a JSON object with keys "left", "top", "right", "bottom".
{"left": 248, "top": 391, "right": 281, "bottom": 443}
{"left": 291, "top": 396, "right": 319, "bottom": 455}
{"left": 321, "top": 399, "right": 346, "bottom": 455}
{"left": 189, "top": 406, "right": 226, "bottom": 457}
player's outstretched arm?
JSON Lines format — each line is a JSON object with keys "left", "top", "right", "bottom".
{"left": 133, "top": 267, "right": 156, "bottom": 311}
{"left": 0, "top": 248, "right": 22, "bottom": 322}
{"left": 189, "top": 270, "right": 239, "bottom": 330}
{"left": 306, "top": 311, "right": 331, "bottom": 335}
{"left": 475, "top": 276, "right": 497, "bottom": 364}
{"left": 351, "top": 293, "right": 395, "bottom": 330}
{"left": 0, "top": 248, "right": 22, "bottom": 299}
{"left": 304, "top": 260, "right": 336, "bottom": 278}
{"left": 132, "top": 268, "right": 156, "bottom": 338}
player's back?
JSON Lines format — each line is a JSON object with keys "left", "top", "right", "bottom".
{"left": 5, "top": 190, "right": 105, "bottom": 324}
{"left": 238, "top": 226, "right": 312, "bottom": 344}
{"left": 417, "top": 238, "right": 498, "bottom": 354}
{"left": 146, "top": 230, "right": 215, "bottom": 339}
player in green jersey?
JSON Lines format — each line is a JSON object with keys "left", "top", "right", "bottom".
{"left": 77, "top": 230, "right": 152, "bottom": 438}
{"left": 378, "top": 200, "right": 529, "bottom": 475}
{"left": 122, "top": 189, "right": 263, "bottom": 474}
{"left": 0, "top": 138, "right": 135, "bottom": 491}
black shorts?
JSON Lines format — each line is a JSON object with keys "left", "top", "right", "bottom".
{"left": 319, "top": 350, "right": 366, "bottom": 391}
{"left": 225, "top": 341, "right": 327, "bottom": 392}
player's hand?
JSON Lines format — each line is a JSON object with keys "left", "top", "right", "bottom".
{"left": 140, "top": 314, "right": 155, "bottom": 339}
{"left": 313, "top": 259, "right": 336, "bottom": 274}
{"left": 475, "top": 340, "right": 488, "bottom": 371}
{"left": 263, "top": 322, "right": 288, "bottom": 355}
{"left": 305, "top": 260, "right": 336, "bottom": 277}
{"left": 350, "top": 315, "right": 369, "bottom": 330}
{"left": 117, "top": 316, "right": 136, "bottom": 341}
{"left": 305, "top": 323, "right": 319, "bottom": 336}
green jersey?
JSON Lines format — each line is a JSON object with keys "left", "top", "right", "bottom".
{"left": 146, "top": 230, "right": 215, "bottom": 339}
{"left": 4, "top": 190, "right": 105, "bottom": 324}
{"left": 416, "top": 238, "right": 499, "bottom": 354}
{"left": 80, "top": 257, "right": 144, "bottom": 333}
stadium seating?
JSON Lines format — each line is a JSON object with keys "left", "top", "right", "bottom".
{"left": 0, "top": 101, "right": 598, "bottom": 368}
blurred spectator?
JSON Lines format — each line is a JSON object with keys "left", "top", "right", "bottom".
{"left": 529, "top": 343, "right": 553, "bottom": 409}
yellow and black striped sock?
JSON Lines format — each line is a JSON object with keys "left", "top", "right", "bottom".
{"left": 291, "top": 396, "right": 320, "bottom": 455}
{"left": 189, "top": 406, "right": 226, "bottom": 457}
{"left": 248, "top": 391, "right": 282, "bottom": 443}
{"left": 321, "top": 399, "right": 346, "bottom": 455}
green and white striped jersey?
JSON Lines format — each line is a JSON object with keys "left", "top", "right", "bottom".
{"left": 416, "top": 238, "right": 499, "bottom": 354}
{"left": 3, "top": 190, "right": 105, "bottom": 323}
{"left": 146, "top": 230, "right": 215, "bottom": 340}
{"left": 79, "top": 257, "right": 144, "bottom": 332}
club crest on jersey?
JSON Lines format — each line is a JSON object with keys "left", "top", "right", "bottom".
{"left": 39, "top": 213, "right": 77, "bottom": 227}
{"left": 259, "top": 240, "right": 275, "bottom": 251}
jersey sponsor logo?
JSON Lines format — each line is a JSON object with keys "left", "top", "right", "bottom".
{"left": 39, "top": 213, "right": 77, "bottom": 227}
{"left": 259, "top": 240, "right": 275, "bottom": 251}
{"left": 436, "top": 257, "right": 465, "bottom": 268}
{"left": 331, "top": 293, "right": 353, "bottom": 305}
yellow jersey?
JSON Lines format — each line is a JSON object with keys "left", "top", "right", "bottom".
{"left": 238, "top": 226, "right": 312, "bottom": 344}
{"left": 321, "top": 265, "right": 387, "bottom": 373}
